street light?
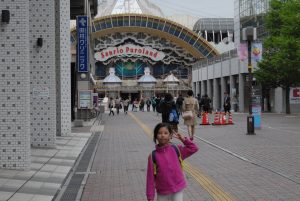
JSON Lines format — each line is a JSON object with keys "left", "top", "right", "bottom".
{"left": 242, "top": 27, "right": 257, "bottom": 135}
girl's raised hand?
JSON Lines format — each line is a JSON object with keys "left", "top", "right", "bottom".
{"left": 172, "top": 132, "right": 185, "bottom": 142}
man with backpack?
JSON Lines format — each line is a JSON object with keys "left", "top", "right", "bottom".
{"left": 157, "top": 93, "right": 179, "bottom": 132}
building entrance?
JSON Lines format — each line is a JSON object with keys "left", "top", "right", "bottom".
{"left": 121, "top": 92, "right": 140, "bottom": 102}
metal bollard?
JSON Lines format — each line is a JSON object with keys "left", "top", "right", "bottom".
{"left": 247, "top": 115, "right": 255, "bottom": 135}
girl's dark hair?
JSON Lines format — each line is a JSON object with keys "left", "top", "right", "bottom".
{"left": 153, "top": 123, "right": 172, "bottom": 143}
{"left": 187, "top": 90, "right": 194, "bottom": 96}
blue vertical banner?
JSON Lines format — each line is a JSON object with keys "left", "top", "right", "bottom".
{"left": 77, "top": 16, "right": 89, "bottom": 72}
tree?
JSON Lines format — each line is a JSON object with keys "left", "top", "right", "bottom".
{"left": 254, "top": 0, "right": 300, "bottom": 114}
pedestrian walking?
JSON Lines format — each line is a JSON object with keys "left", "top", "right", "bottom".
{"left": 140, "top": 98, "right": 145, "bottom": 111}
{"left": 201, "top": 94, "right": 211, "bottom": 113}
{"left": 155, "top": 96, "right": 162, "bottom": 115}
{"left": 223, "top": 91, "right": 231, "bottom": 114}
{"left": 123, "top": 98, "right": 129, "bottom": 114}
{"left": 146, "top": 98, "right": 152, "bottom": 112}
{"left": 151, "top": 96, "right": 157, "bottom": 112}
{"left": 146, "top": 123, "right": 199, "bottom": 201}
{"left": 108, "top": 97, "right": 115, "bottom": 116}
{"left": 182, "top": 90, "right": 199, "bottom": 140}
{"left": 132, "top": 99, "right": 139, "bottom": 112}
{"left": 176, "top": 94, "right": 184, "bottom": 115}
{"left": 157, "top": 93, "right": 179, "bottom": 132}
{"left": 115, "top": 96, "right": 121, "bottom": 114}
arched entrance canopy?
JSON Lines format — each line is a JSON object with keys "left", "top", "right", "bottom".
{"left": 71, "top": 14, "right": 219, "bottom": 60}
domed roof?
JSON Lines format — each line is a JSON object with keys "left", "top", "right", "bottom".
{"left": 103, "top": 68, "right": 122, "bottom": 83}
{"left": 193, "top": 18, "right": 234, "bottom": 32}
{"left": 96, "top": 0, "right": 164, "bottom": 18}
{"left": 163, "top": 73, "right": 179, "bottom": 83}
{"left": 138, "top": 67, "right": 157, "bottom": 83}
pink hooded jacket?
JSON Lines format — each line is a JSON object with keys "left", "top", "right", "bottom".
{"left": 146, "top": 138, "right": 198, "bottom": 200}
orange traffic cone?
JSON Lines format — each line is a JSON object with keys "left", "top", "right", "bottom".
{"left": 219, "top": 112, "right": 226, "bottom": 125}
{"left": 227, "top": 113, "right": 234, "bottom": 125}
{"left": 200, "top": 112, "right": 210, "bottom": 125}
{"left": 212, "top": 112, "right": 221, "bottom": 125}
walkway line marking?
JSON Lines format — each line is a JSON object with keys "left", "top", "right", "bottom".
{"left": 129, "top": 113, "right": 235, "bottom": 201}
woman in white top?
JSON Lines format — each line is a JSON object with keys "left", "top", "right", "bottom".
{"left": 182, "top": 90, "right": 199, "bottom": 140}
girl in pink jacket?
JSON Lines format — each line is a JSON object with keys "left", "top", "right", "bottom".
{"left": 146, "top": 123, "right": 199, "bottom": 201}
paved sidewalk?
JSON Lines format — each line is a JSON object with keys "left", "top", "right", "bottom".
{"left": 0, "top": 126, "right": 93, "bottom": 201}
{"left": 1, "top": 112, "right": 299, "bottom": 201}
{"left": 81, "top": 111, "right": 300, "bottom": 201}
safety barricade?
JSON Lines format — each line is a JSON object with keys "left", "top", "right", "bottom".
{"left": 227, "top": 112, "right": 234, "bottom": 125}
{"left": 200, "top": 112, "right": 210, "bottom": 125}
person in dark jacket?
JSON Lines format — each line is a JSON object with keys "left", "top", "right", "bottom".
{"left": 176, "top": 94, "right": 184, "bottom": 115}
{"left": 223, "top": 91, "right": 231, "bottom": 114}
{"left": 157, "top": 93, "right": 179, "bottom": 132}
{"left": 201, "top": 94, "right": 211, "bottom": 113}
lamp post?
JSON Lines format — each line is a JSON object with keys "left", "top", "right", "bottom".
{"left": 242, "top": 27, "right": 256, "bottom": 135}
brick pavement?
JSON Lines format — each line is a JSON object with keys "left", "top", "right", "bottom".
{"left": 81, "top": 111, "right": 300, "bottom": 201}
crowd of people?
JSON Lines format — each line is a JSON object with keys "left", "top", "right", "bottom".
{"left": 105, "top": 91, "right": 231, "bottom": 117}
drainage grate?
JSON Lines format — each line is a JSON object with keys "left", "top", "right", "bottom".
{"left": 58, "top": 133, "right": 100, "bottom": 201}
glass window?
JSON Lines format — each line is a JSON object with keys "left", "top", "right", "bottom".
{"left": 189, "top": 38, "right": 196, "bottom": 45}
{"left": 94, "top": 22, "right": 101, "bottom": 31}
{"left": 184, "top": 34, "right": 192, "bottom": 44}
{"left": 124, "top": 16, "right": 129, "bottom": 26}
{"left": 100, "top": 21, "right": 106, "bottom": 29}
{"left": 105, "top": 18, "right": 112, "bottom": 28}
{"left": 153, "top": 19, "right": 159, "bottom": 29}
{"left": 168, "top": 25, "right": 176, "bottom": 35}
{"left": 112, "top": 18, "right": 118, "bottom": 27}
{"left": 173, "top": 27, "right": 181, "bottom": 37}
{"left": 163, "top": 24, "right": 170, "bottom": 32}
{"left": 117, "top": 17, "right": 123, "bottom": 27}
{"left": 136, "top": 16, "right": 141, "bottom": 26}
{"left": 147, "top": 18, "right": 154, "bottom": 28}
{"left": 179, "top": 30, "right": 187, "bottom": 40}
{"left": 158, "top": 21, "right": 164, "bottom": 31}
{"left": 129, "top": 16, "right": 135, "bottom": 26}
{"left": 141, "top": 17, "right": 147, "bottom": 27}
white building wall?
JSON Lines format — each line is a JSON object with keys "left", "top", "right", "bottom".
{"left": 29, "top": 0, "right": 57, "bottom": 147}
{"left": 207, "top": 65, "right": 214, "bottom": 79}
{"left": 231, "top": 58, "right": 239, "bottom": 74}
{"left": 214, "top": 63, "right": 222, "bottom": 78}
{"left": 0, "top": 1, "right": 31, "bottom": 169}
{"left": 222, "top": 60, "right": 231, "bottom": 76}
{"left": 55, "top": 0, "right": 71, "bottom": 136}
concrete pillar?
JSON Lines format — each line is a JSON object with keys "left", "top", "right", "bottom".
{"left": 230, "top": 75, "right": 237, "bottom": 112}
{"left": 221, "top": 77, "right": 226, "bottom": 106}
{"left": 30, "top": 0, "right": 57, "bottom": 148}
{"left": 213, "top": 79, "right": 220, "bottom": 111}
{"left": 192, "top": 82, "right": 196, "bottom": 94}
{"left": 239, "top": 74, "right": 245, "bottom": 112}
{"left": 55, "top": 0, "right": 71, "bottom": 136}
{"left": 198, "top": 82, "right": 202, "bottom": 96}
{"left": 195, "top": 82, "right": 199, "bottom": 96}
{"left": 201, "top": 81, "right": 205, "bottom": 96}
{"left": 0, "top": 1, "right": 31, "bottom": 170}
{"left": 274, "top": 87, "right": 284, "bottom": 113}
{"left": 207, "top": 79, "right": 212, "bottom": 100}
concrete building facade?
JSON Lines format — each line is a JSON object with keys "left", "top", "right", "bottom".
{"left": 192, "top": 0, "right": 300, "bottom": 113}
{"left": 0, "top": 0, "right": 73, "bottom": 170}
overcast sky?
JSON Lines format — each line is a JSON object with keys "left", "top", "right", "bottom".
{"left": 151, "top": 0, "right": 234, "bottom": 18}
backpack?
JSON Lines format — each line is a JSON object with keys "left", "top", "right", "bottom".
{"left": 169, "top": 108, "right": 179, "bottom": 123}
{"left": 151, "top": 144, "right": 183, "bottom": 175}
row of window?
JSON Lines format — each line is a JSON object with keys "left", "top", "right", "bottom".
{"left": 92, "top": 16, "right": 212, "bottom": 58}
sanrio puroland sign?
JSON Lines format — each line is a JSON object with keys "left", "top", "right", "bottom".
{"left": 94, "top": 44, "right": 165, "bottom": 61}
